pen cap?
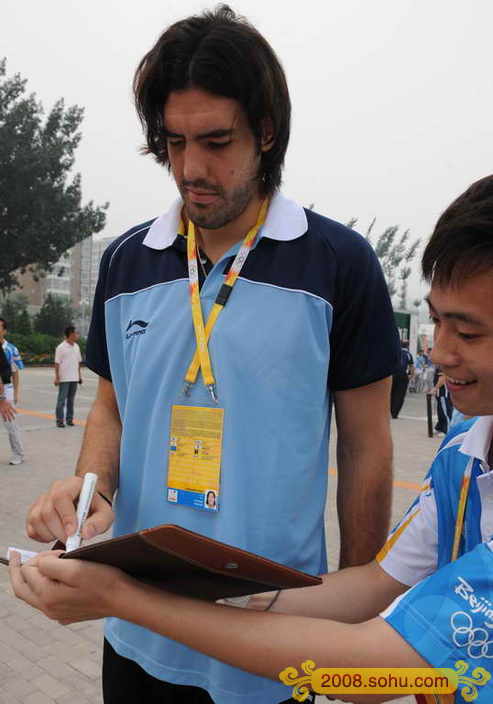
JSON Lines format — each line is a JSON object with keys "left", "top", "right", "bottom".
{"left": 65, "top": 473, "right": 99, "bottom": 552}
{"left": 76, "top": 473, "right": 98, "bottom": 518}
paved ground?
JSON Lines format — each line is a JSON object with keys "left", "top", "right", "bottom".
{"left": 0, "top": 368, "right": 441, "bottom": 703}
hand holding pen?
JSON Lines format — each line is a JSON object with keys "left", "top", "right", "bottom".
{"left": 25, "top": 474, "right": 114, "bottom": 547}
{"left": 0, "top": 472, "right": 113, "bottom": 565}
{"left": 65, "top": 473, "right": 98, "bottom": 551}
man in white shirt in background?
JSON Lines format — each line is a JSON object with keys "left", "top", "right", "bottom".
{"left": 54, "top": 326, "right": 82, "bottom": 428}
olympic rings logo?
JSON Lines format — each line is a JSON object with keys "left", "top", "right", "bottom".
{"left": 451, "top": 611, "right": 493, "bottom": 659}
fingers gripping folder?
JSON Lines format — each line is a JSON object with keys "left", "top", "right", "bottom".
{"left": 3, "top": 525, "right": 322, "bottom": 599}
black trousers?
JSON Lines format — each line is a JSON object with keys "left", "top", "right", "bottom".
{"left": 103, "top": 640, "right": 314, "bottom": 704}
{"left": 435, "top": 390, "right": 453, "bottom": 434}
{"left": 390, "top": 373, "right": 409, "bottom": 418}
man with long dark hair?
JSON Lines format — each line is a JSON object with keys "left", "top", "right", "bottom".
{"left": 20, "top": 7, "right": 399, "bottom": 703}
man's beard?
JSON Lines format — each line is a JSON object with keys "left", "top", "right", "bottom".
{"left": 180, "top": 179, "right": 258, "bottom": 230}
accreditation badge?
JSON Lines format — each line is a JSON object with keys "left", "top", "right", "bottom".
{"left": 167, "top": 404, "right": 224, "bottom": 511}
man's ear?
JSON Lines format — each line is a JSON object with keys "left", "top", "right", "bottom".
{"left": 260, "top": 117, "right": 275, "bottom": 152}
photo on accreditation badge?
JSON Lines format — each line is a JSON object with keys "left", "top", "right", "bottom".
{"left": 204, "top": 489, "right": 218, "bottom": 511}
{"left": 167, "top": 488, "right": 178, "bottom": 503}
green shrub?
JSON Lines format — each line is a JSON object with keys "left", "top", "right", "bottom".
{"left": 6, "top": 332, "right": 86, "bottom": 364}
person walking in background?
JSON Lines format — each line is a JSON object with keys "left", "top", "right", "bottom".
{"left": 0, "top": 318, "right": 25, "bottom": 465}
{"left": 410, "top": 350, "right": 428, "bottom": 392}
{"left": 433, "top": 366, "right": 454, "bottom": 434}
{"left": 434, "top": 367, "right": 463, "bottom": 431}
{"left": 422, "top": 350, "right": 436, "bottom": 393}
{"left": 0, "top": 344, "right": 14, "bottom": 423}
{"left": 390, "top": 340, "right": 414, "bottom": 418}
{"left": 54, "top": 326, "right": 82, "bottom": 428}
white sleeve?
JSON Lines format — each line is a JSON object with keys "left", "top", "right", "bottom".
{"left": 54, "top": 345, "right": 62, "bottom": 364}
{"left": 377, "top": 486, "right": 438, "bottom": 586}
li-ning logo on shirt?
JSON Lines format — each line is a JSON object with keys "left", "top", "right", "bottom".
{"left": 125, "top": 319, "right": 149, "bottom": 339}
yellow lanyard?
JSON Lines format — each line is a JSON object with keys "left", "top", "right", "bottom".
{"left": 414, "top": 463, "right": 474, "bottom": 704}
{"left": 451, "top": 459, "right": 473, "bottom": 562}
{"left": 184, "top": 198, "right": 269, "bottom": 401}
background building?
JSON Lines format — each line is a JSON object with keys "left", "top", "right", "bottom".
{"left": 9, "top": 234, "right": 116, "bottom": 336}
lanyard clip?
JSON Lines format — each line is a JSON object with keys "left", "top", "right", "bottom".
{"left": 208, "top": 384, "right": 218, "bottom": 404}
{"left": 183, "top": 381, "right": 193, "bottom": 396}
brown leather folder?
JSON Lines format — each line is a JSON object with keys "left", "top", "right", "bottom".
{"left": 60, "top": 524, "right": 322, "bottom": 599}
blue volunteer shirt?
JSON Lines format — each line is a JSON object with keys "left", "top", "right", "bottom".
{"left": 86, "top": 192, "right": 400, "bottom": 704}
{"left": 3, "top": 341, "right": 24, "bottom": 370}
{"left": 383, "top": 542, "right": 493, "bottom": 703}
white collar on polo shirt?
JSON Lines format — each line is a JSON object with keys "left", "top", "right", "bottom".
{"left": 459, "top": 415, "right": 493, "bottom": 469}
{"left": 142, "top": 191, "right": 308, "bottom": 251}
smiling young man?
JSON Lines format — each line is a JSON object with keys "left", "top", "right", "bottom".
{"left": 11, "top": 175, "right": 493, "bottom": 704}
{"left": 18, "top": 6, "right": 400, "bottom": 704}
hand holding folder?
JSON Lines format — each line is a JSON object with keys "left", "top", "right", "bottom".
{"left": 56, "top": 524, "right": 321, "bottom": 600}
{"left": 3, "top": 524, "right": 320, "bottom": 599}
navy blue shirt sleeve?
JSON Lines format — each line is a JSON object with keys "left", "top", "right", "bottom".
{"left": 85, "top": 245, "right": 113, "bottom": 381}
{"left": 329, "top": 234, "right": 400, "bottom": 391}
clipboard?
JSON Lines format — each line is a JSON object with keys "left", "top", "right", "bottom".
{"left": 59, "top": 524, "right": 322, "bottom": 600}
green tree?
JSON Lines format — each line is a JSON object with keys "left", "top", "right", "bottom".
{"left": 0, "top": 293, "right": 30, "bottom": 331}
{"left": 0, "top": 59, "right": 108, "bottom": 291}
{"left": 34, "top": 294, "right": 74, "bottom": 337}
{"left": 17, "top": 309, "right": 32, "bottom": 335}
{"left": 348, "top": 218, "right": 420, "bottom": 310}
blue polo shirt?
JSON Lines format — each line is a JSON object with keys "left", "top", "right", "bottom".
{"left": 86, "top": 192, "right": 399, "bottom": 704}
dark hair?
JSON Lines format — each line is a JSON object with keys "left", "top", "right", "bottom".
{"left": 133, "top": 4, "right": 291, "bottom": 196}
{"left": 422, "top": 175, "right": 493, "bottom": 286}
{"left": 0, "top": 318, "right": 6, "bottom": 331}
{"left": 64, "top": 325, "right": 76, "bottom": 338}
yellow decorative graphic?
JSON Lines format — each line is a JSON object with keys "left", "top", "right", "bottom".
{"left": 279, "top": 660, "right": 316, "bottom": 702}
{"left": 280, "top": 665, "right": 457, "bottom": 697}
{"left": 454, "top": 660, "right": 491, "bottom": 702}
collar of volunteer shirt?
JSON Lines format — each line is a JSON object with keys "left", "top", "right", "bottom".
{"left": 142, "top": 191, "right": 308, "bottom": 251}
{"left": 457, "top": 415, "right": 493, "bottom": 469}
